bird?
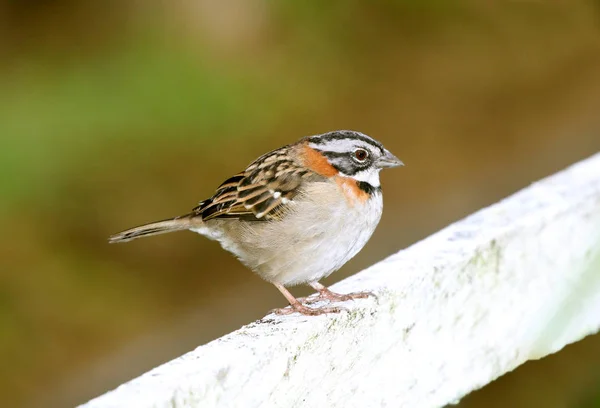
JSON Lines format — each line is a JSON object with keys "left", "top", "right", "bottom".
{"left": 109, "top": 130, "right": 403, "bottom": 316}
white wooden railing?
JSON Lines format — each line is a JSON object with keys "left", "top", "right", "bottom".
{"left": 81, "top": 153, "right": 600, "bottom": 408}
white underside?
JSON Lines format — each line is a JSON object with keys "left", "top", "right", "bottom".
{"left": 190, "top": 179, "right": 383, "bottom": 286}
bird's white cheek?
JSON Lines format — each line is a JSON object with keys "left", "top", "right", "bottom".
{"left": 351, "top": 169, "right": 381, "bottom": 187}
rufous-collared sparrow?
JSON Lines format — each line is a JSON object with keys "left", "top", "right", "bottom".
{"left": 109, "top": 130, "right": 403, "bottom": 316}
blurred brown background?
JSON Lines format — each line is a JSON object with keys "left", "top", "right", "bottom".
{"left": 1, "top": 1, "right": 599, "bottom": 407}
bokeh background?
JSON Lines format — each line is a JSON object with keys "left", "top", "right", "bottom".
{"left": 1, "top": 1, "right": 600, "bottom": 407}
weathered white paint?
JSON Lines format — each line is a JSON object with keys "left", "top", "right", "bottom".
{"left": 81, "top": 153, "right": 600, "bottom": 408}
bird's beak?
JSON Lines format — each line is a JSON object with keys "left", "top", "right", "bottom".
{"left": 377, "top": 150, "right": 404, "bottom": 169}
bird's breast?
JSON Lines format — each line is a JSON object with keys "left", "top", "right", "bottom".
{"left": 201, "top": 180, "right": 383, "bottom": 286}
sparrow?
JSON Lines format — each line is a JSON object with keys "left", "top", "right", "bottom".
{"left": 109, "top": 130, "right": 403, "bottom": 316}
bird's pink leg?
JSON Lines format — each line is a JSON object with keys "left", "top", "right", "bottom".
{"left": 271, "top": 283, "right": 347, "bottom": 316}
{"left": 300, "top": 281, "right": 376, "bottom": 304}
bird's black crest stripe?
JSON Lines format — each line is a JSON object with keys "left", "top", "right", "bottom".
{"left": 308, "top": 131, "right": 384, "bottom": 152}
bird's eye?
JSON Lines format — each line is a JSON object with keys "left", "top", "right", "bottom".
{"left": 354, "top": 149, "right": 369, "bottom": 162}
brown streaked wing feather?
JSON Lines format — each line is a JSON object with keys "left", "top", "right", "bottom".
{"left": 194, "top": 173, "right": 252, "bottom": 220}
{"left": 195, "top": 145, "right": 325, "bottom": 221}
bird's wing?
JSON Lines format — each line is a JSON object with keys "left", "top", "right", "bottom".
{"left": 193, "top": 146, "right": 323, "bottom": 221}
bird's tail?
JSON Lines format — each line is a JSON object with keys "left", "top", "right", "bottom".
{"left": 109, "top": 214, "right": 194, "bottom": 243}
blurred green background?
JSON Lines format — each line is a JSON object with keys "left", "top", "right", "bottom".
{"left": 1, "top": 1, "right": 599, "bottom": 407}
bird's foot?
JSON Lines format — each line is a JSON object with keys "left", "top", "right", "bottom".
{"left": 301, "top": 289, "right": 376, "bottom": 305}
{"left": 270, "top": 302, "right": 348, "bottom": 316}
